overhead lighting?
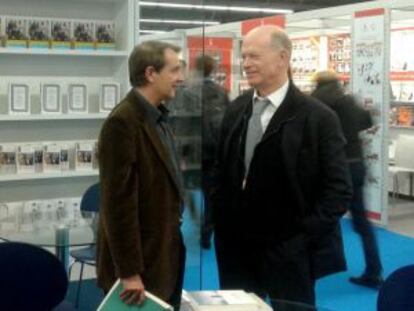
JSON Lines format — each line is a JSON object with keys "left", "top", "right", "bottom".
{"left": 140, "top": 1, "right": 293, "bottom": 14}
{"left": 140, "top": 18, "right": 220, "bottom": 25}
{"left": 140, "top": 30, "right": 168, "bottom": 34}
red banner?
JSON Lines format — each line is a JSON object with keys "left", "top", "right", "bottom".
{"left": 355, "top": 8, "right": 385, "bottom": 18}
{"left": 241, "top": 15, "right": 285, "bottom": 35}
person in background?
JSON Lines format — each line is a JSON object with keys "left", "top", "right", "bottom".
{"left": 211, "top": 25, "right": 352, "bottom": 308}
{"left": 192, "top": 54, "right": 230, "bottom": 249}
{"left": 312, "top": 70, "right": 384, "bottom": 289}
{"left": 96, "top": 40, "right": 186, "bottom": 310}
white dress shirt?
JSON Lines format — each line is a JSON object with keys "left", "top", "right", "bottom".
{"left": 253, "top": 79, "right": 290, "bottom": 132}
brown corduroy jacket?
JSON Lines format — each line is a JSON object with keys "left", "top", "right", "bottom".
{"left": 96, "top": 89, "right": 182, "bottom": 300}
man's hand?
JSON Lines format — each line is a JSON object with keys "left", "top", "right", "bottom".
{"left": 120, "top": 274, "right": 145, "bottom": 305}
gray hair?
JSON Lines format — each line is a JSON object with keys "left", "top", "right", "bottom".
{"left": 269, "top": 31, "right": 292, "bottom": 55}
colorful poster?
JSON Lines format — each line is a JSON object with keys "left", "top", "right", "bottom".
{"left": 328, "top": 34, "right": 351, "bottom": 81}
{"left": 352, "top": 8, "right": 388, "bottom": 223}
{"left": 187, "top": 37, "right": 233, "bottom": 91}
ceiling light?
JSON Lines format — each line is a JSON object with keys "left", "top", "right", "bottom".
{"left": 140, "top": 1, "right": 293, "bottom": 14}
{"left": 140, "top": 18, "right": 220, "bottom": 25}
{"left": 140, "top": 30, "right": 168, "bottom": 34}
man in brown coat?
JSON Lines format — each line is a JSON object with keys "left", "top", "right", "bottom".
{"left": 97, "top": 40, "right": 185, "bottom": 310}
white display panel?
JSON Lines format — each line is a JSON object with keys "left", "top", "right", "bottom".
{"left": 352, "top": 8, "right": 389, "bottom": 224}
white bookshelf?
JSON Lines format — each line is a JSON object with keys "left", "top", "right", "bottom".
{"left": 0, "top": 170, "right": 98, "bottom": 183}
{"left": 0, "top": 48, "right": 129, "bottom": 57}
{"left": 0, "top": 113, "right": 109, "bottom": 122}
{"left": 0, "top": 0, "right": 134, "bottom": 202}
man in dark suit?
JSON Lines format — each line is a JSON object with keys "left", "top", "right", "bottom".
{"left": 312, "top": 71, "right": 383, "bottom": 289}
{"left": 97, "top": 41, "right": 185, "bottom": 310}
{"left": 211, "top": 25, "right": 352, "bottom": 307}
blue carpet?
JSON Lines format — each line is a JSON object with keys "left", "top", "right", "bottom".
{"left": 67, "top": 206, "right": 414, "bottom": 311}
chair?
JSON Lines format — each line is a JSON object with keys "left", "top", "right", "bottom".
{"left": 0, "top": 242, "right": 72, "bottom": 310}
{"left": 377, "top": 265, "right": 414, "bottom": 311}
{"left": 388, "top": 135, "right": 414, "bottom": 202}
{"left": 69, "top": 182, "right": 100, "bottom": 308}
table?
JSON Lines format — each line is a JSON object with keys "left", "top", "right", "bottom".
{"left": 270, "top": 299, "right": 334, "bottom": 311}
{"left": 0, "top": 211, "right": 96, "bottom": 273}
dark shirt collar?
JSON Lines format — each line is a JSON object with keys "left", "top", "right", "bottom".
{"left": 134, "top": 89, "right": 170, "bottom": 125}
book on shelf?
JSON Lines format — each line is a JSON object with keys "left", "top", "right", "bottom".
{"left": 68, "top": 83, "right": 88, "bottom": 114}
{"left": 5, "top": 17, "right": 27, "bottom": 48}
{"left": 0, "top": 144, "right": 17, "bottom": 175}
{"left": 72, "top": 20, "right": 94, "bottom": 50}
{"left": 97, "top": 279, "right": 173, "bottom": 311}
{"left": 27, "top": 18, "right": 50, "bottom": 48}
{"left": 34, "top": 144, "right": 44, "bottom": 173}
{"left": 20, "top": 200, "right": 40, "bottom": 232}
{"left": 50, "top": 19, "right": 71, "bottom": 49}
{"left": 17, "top": 144, "right": 35, "bottom": 174}
{"left": 99, "top": 82, "right": 120, "bottom": 112}
{"left": 8, "top": 82, "right": 30, "bottom": 115}
{"left": 43, "top": 143, "right": 61, "bottom": 172}
{"left": 60, "top": 143, "right": 70, "bottom": 171}
{"left": 41, "top": 83, "right": 62, "bottom": 114}
{"left": 0, "top": 202, "right": 22, "bottom": 232}
{"left": 93, "top": 140, "right": 99, "bottom": 170}
{"left": 95, "top": 20, "right": 115, "bottom": 50}
{"left": 75, "top": 142, "right": 94, "bottom": 170}
{"left": 182, "top": 290, "right": 272, "bottom": 311}
{"left": 64, "top": 197, "right": 82, "bottom": 227}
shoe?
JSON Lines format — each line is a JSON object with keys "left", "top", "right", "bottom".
{"left": 349, "top": 274, "right": 384, "bottom": 289}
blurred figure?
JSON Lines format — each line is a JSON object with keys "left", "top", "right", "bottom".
{"left": 185, "top": 54, "right": 229, "bottom": 249}
{"left": 312, "top": 70, "right": 384, "bottom": 289}
{"left": 197, "top": 55, "right": 230, "bottom": 249}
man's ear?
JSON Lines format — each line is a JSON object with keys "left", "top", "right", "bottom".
{"left": 144, "top": 66, "right": 156, "bottom": 83}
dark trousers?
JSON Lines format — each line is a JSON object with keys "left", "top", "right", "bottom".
{"left": 349, "top": 161, "right": 382, "bottom": 277}
{"left": 167, "top": 233, "right": 186, "bottom": 311}
{"left": 215, "top": 231, "right": 315, "bottom": 309}
{"left": 201, "top": 173, "right": 214, "bottom": 243}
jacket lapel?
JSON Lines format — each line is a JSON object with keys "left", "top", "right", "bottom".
{"left": 127, "top": 90, "right": 182, "bottom": 198}
{"left": 262, "top": 83, "right": 302, "bottom": 142}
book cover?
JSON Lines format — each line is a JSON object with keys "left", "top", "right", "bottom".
{"left": 17, "top": 144, "right": 35, "bottom": 174}
{"left": 72, "top": 20, "right": 94, "bottom": 50}
{"left": 60, "top": 143, "right": 69, "bottom": 171}
{"left": 34, "top": 144, "right": 44, "bottom": 173}
{"left": 97, "top": 279, "right": 173, "bottom": 311}
{"left": 43, "top": 143, "right": 61, "bottom": 172}
{"left": 0, "top": 144, "right": 17, "bottom": 175}
{"left": 27, "top": 18, "right": 50, "bottom": 48}
{"left": 75, "top": 142, "right": 93, "bottom": 170}
{"left": 95, "top": 20, "right": 115, "bottom": 50}
{"left": 5, "top": 17, "right": 27, "bottom": 48}
{"left": 64, "top": 197, "right": 81, "bottom": 227}
{"left": 20, "top": 200, "right": 40, "bottom": 232}
{"left": 51, "top": 19, "right": 71, "bottom": 49}
{"left": 0, "top": 202, "right": 22, "bottom": 232}
{"left": 184, "top": 290, "right": 271, "bottom": 311}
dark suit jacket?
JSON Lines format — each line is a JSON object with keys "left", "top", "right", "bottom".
{"left": 96, "top": 90, "right": 182, "bottom": 299}
{"left": 212, "top": 83, "right": 352, "bottom": 279}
